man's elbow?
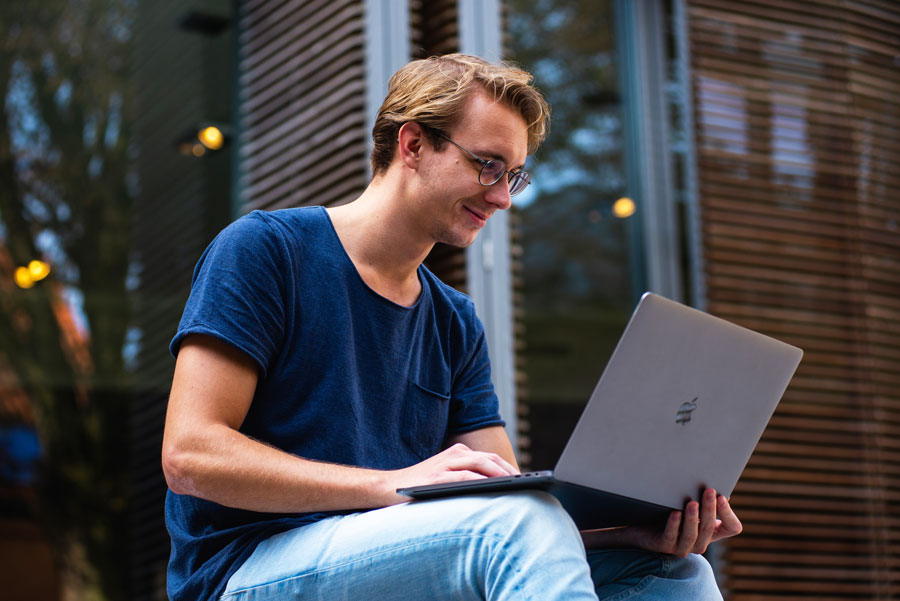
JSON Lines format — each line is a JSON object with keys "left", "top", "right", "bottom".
{"left": 161, "top": 440, "right": 198, "bottom": 496}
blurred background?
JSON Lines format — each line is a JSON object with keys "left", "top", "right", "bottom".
{"left": 0, "top": 1, "right": 897, "bottom": 599}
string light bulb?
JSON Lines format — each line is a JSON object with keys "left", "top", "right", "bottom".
{"left": 14, "top": 267, "right": 34, "bottom": 289}
{"left": 612, "top": 197, "right": 636, "bottom": 219}
{"left": 28, "top": 260, "right": 50, "bottom": 281}
{"left": 197, "top": 126, "right": 224, "bottom": 150}
{"left": 13, "top": 260, "right": 50, "bottom": 289}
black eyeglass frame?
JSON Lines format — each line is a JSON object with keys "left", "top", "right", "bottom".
{"left": 431, "top": 130, "right": 530, "bottom": 197}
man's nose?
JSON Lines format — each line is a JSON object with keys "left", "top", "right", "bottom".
{"left": 484, "top": 177, "right": 512, "bottom": 211}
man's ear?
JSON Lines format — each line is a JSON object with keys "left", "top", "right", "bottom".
{"left": 397, "top": 122, "right": 425, "bottom": 169}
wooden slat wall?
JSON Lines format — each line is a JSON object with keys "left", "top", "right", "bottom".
{"left": 687, "top": 1, "right": 900, "bottom": 598}
{"left": 237, "top": 0, "right": 370, "bottom": 212}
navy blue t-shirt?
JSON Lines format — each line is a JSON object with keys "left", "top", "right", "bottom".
{"left": 165, "top": 206, "right": 504, "bottom": 601}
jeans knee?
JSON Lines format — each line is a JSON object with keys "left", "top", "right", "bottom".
{"left": 485, "top": 489, "right": 565, "bottom": 518}
{"left": 669, "top": 553, "right": 721, "bottom": 598}
{"left": 677, "top": 553, "right": 715, "bottom": 580}
{"left": 479, "top": 491, "right": 582, "bottom": 546}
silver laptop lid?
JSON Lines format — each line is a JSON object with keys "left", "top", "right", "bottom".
{"left": 553, "top": 292, "right": 803, "bottom": 510}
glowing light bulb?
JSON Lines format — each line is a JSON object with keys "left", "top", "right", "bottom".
{"left": 197, "top": 126, "right": 224, "bottom": 150}
{"left": 14, "top": 266, "right": 34, "bottom": 289}
{"left": 612, "top": 197, "right": 636, "bottom": 219}
{"left": 28, "top": 260, "right": 50, "bottom": 281}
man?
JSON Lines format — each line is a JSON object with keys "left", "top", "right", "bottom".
{"left": 162, "top": 53, "right": 741, "bottom": 601}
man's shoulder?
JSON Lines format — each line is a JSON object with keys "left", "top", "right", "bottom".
{"left": 214, "top": 206, "right": 328, "bottom": 250}
{"left": 419, "top": 266, "right": 481, "bottom": 326}
{"left": 235, "top": 206, "right": 325, "bottom": 234}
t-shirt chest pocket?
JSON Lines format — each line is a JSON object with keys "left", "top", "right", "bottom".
{"left": 401, "top": 379, "right": 451, "bottom": 461}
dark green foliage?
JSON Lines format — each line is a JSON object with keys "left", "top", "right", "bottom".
{"left": 0, "top": 1, "right": 135, "bottom": 599}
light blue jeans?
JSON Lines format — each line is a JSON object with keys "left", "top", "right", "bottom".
{"left": 222, "top": 491, "right": 722, "bottom": 600}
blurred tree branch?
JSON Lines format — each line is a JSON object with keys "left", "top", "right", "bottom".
{"left": 1, "top": 1, "right": 135, "bottom": 599}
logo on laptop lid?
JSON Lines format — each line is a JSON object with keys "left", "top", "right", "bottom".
{"left": 676, "top": 397, "right": 698, "bottom": 425}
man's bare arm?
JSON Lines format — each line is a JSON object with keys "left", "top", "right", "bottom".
{"left": 161, "top": 335, "right": 517, "bottom": 513}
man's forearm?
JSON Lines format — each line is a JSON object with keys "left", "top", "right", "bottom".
{"left": 162, "top": 424, "right": 518, "bottom": 514}
{"left": 163, "top": 423, "right": 399, "bottom": 513}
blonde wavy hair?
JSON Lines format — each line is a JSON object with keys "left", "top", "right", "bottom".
{"left": 370, "top": 53, "right": 550, "bottom": 176}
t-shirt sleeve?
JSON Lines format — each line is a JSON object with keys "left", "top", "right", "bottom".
{"left": 447, "top": 314, "right": 506, "bottom": 434}
{"left": 170, "top": 212, "right": 288, "bottom": 377}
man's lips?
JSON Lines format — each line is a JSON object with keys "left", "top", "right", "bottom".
{"left": 464, "top": 206, "right": 490, "bottom": 225}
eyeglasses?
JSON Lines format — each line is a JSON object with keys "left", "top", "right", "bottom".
{"left": 433, "top": 131, "right": 530, "bottom": 197}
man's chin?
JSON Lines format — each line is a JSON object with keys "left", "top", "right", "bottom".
{"left": 435, "top": 228, "right": 481, "bottom": 249}
{"left": 448, "top": 233, "right": 481, "bottom": 249}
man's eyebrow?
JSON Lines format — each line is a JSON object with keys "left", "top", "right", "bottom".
{"left": 474, "top": 147, "right": 526, "bottom": 171}
{"left": 504, "top": 158, "right": 527, "bottom": 172}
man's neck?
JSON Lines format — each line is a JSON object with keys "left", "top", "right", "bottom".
{"left": 326, "top": 177, "right": 433, "bottom": 307}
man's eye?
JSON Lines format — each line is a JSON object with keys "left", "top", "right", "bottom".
{"left": 482, "top": 160, "right": 504, "bottom": 176}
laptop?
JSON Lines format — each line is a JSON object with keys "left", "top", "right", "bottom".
{"left": 397, "top": 292, "right": 803, "bottom": 530}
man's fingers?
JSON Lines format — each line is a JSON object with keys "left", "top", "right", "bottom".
{"left": 443, "top": 469, "right": 487, "bottom": 482}
{"left": 619, "top": 492, "right": 744, "bottom": 557}
{"left": 465, "top": 452, "right": 516, "bottom": 476}
{"left": 675, "top": 501, "right": 700, "bottom": 557}
{"left": 442, "top": 444, "right": 516, "bottom": 477}
{"left": 660, "top": 510, "right": 682, "bottom": 552}
{"left": 712, "top": 495, "right": 743, "bottom": 541}
{"left": 489, "top": 453, "right": 520, "bottom": 475}
{"left": 693, "top": 488, "right": 718, "bottom": 553}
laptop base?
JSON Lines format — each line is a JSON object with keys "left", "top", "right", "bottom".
{"left": 398, "top": 474, "right": 673, "bottom": 530}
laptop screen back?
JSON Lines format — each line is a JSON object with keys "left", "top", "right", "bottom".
{"left": 553, "top": 293, "right": 803, "bottom": 510}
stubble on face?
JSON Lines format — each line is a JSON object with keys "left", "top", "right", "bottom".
{"left": 430, "top": 201, "right": 485, "bottom": 248}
